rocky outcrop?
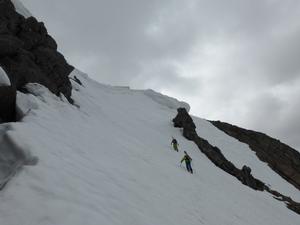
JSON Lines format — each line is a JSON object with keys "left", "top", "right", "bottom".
{"left": 0, "top": 0, "right": 74, "bottom": 122}
{"left": 173, "top": 107, "right": 197, "bottom": 140}
{"left": 211, "top": 120, "right": 300, "bottom": 192}
{"left": 173, "top": 108, "right": 264, "bottom": 190}
{"left": 173, "top": 108, "right": 300, "bottom": 214}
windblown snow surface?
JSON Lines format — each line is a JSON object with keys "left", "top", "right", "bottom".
{"left": 0, "top": 69, "right": 299, "bottom": 225}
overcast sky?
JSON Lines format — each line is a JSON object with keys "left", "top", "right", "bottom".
{"left": 22, "top": 0, "right": 300, "bottom": 150}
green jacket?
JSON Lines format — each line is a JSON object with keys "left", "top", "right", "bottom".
{"left": 181, "top": 155, "right": 192, "bottom": 163}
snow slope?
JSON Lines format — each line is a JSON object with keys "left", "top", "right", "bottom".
{"left": 0, "top": 69, "right": 299, "bottom": 225}
{"left": 195, "top": 119, "right": 300, "bottom": 202}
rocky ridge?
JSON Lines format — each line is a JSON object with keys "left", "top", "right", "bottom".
{"left": 0, "top": 0, "right": 73, "bottom": 122}
{"left": 211, "top": 120, "right": 300, "bottom": 192}
{"left": 173, "top": 107, "right": 300, "bottom": 214}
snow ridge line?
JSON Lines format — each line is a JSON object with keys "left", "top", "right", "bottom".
{"left": 210, "top": 120, "right": 300, "bottom": 191}
{"left": 172, "top": 107, "right": 300, "bottom": 215}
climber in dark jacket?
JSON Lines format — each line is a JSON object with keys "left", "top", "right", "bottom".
{"left": 181, "top": 151, "right": 193, "bottom": 174}
{"left": 171, "top": 138, "right": 179, "bottom": 152}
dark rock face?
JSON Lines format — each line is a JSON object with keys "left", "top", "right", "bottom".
{"left": 173, "top": 108, "right": 300, "bottom": 214}
{"left": 0, "top": 86, "right": 16, "bottom": 122}
{"left": 0, "top": 0, "right": 74, "bottom": 122}
{"left": 211, "top": 120, "right": 300, "bottom": 192}
{"left": 173, "top": 108, "right": 197, "bottom": 141}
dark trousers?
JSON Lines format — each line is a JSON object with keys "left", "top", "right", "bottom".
{"left": 185, "top": 161, "right": 193, "bottom": 174}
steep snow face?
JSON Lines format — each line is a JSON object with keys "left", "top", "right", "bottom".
{"left": 0, "top": 70, "right": 299, "bottom": 225}
{"left": 11, "top": 0, "right": 32, "bottom": 18}
{"left": 0, "top": 67, "right": 11, "bottom": 86}
{"left": 194, "top": 118, "right": 300, "bottom": 202}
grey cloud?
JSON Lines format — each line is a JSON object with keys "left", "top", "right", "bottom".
{"left": 23, "top": 0, "right": 300, "bottom": 150}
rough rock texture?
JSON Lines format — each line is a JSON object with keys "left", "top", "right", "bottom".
{"left": 0, "top": 0, "right": 74, "bottom": 122}
{"left": 173, "top": 107, "right": 197, "bottom": 140}
{"left": 211, "top": 120, "right": 300, "bottom": 192}
{"left": 173, "top": 108, "right": 300, "bottom": 214}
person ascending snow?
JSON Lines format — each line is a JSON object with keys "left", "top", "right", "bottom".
{"left": 181, "top": 151, "right": 193, "bottom": 174}
{"left": 171, "top": 137, "right": 179, "bottom": 152}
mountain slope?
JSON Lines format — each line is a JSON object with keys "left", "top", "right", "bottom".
{"left": 210, "top": 120, "right": 300, "bottom": 191}
{"left": 194, "top": 119, "right": 300, "bottom": 202}
{"left": 0, "top": 69, "right": 299, "bottom": 225}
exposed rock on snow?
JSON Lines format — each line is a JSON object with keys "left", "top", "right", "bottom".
{"left": 173, "top": 107, "right": 196, "bottom": 140}
{"left": 211, "top": 120, "right": 300, "bottom": 191}
{"left": 0, "top": 69, "right": 299, "bottom": 224}
{"left": 0, "top": 0, "right": 74, "bottom": 104}
{"left": 173, "top": 107, "right": 300, "bottom": 214}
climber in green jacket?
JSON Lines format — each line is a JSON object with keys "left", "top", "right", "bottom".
{"left": 171, "top": 137, "right": 179, "bottom": 152}
{"left": 181, "top": 151, "right": 193, "bottom": 174}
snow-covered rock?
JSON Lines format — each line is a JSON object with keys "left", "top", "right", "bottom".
{"left": 0, "top": 0, "right": 74, "bottom": 103}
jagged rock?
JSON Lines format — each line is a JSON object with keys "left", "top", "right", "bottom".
{"left": 173, "top": 108, "right": 300, "bottom": 214}
{"left": 172, "top": 108, "right": 196, "bottom": 140}
{"left": 210, "top": 120, "right": 300, "bottom": 191}
{"left": 238, "top": 165, "right": 261, "bottom": 189}
{"left": 172, "top": 108, "right": 265, "bottom": 191}
{"left": 0, "top": 0, "right": 74, "bottom": 120}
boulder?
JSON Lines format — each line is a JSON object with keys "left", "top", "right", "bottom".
{"left": 172, "top": 108, "right": 196, "bottom": 140}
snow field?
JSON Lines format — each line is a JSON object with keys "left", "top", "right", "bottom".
{"left": 0, "top": 69, "right": 298, "bottom": 225}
